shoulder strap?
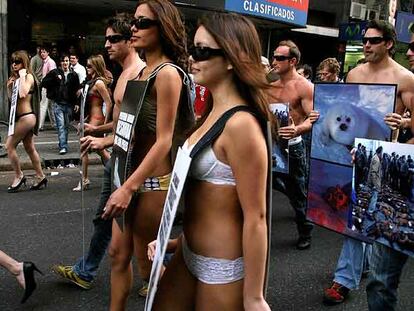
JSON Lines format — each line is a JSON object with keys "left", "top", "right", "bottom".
{"left": 147, "top": 62, "right": 191, "bottom": 87}
{"left": 190, "top": 106, "right": 258, "bottom": 158}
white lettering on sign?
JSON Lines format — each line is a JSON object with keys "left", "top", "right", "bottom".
{"left": 243, "top": 0, "right": 296, "bottom": 20}
{"left": 114, "top": 112, "right": 135, "bottom": 151}
{"left": 114, "top": 135, "right": 129, "bottom": 152}
{"left": 8, "top": 78, "right": 20, "bottom": 136}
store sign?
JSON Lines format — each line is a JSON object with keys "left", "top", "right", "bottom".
{"left": 338, "top": 22, "right": 368, "bottom": 41}
{"left": 395, "top": 11, "right": 414, "bottom": 43}
{"left": 225, "top": 0, "right": 309, "bottom": 27}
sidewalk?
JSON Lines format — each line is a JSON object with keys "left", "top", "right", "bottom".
{"left": 0, "top": 125, "right": 101, "bottom": 171}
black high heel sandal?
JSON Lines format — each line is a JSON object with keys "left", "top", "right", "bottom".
{"left": 30, "top": 177, "right": 48, "bottom": 190}
{"left": 7, "top": 175, "right": 26, "bottom": 193}
{"left": 21, "top": 261, "right": 43, "bottom": 304}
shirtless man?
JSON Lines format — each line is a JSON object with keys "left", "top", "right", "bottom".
{"left": 267, "top": 40, "right": 314, "bottom": 250}
{"left": 323, "top": 20, "right": 414, "bottom": 308}
{"left": 52, "top": 13, "right": 145, "bottom": 289}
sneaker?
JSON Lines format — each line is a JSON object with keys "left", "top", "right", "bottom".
{"left": 52, "top": 265, "right": 92, "bottom": 290}
{"left": 296, "top": 236, "right": 311, "bottom": 250}
{"left": 323, "top": 282, "right": 350, "bottom": 305}
{"left": 59, "top": 148, "right": 67, "bottom": 155}
{"left": 138, "top": 280, "right": 149, "bottom": 297}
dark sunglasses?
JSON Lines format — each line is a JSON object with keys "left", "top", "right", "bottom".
{"left": 11, "top": 59, "right": 22, "bottom": 65}
{"left": 86, "top": 64, "right": 92, "bottom": 69}
{"left": 273, "top": 55, "right": 293, "bottom": 62}
{"left": 190, "top": 46, "right": 224, "bottom": 62}
{"left": 105, "top": 34, "right": 129, "bottom": 44}
{"left": 408, "top": 42, "right": 414, "bottom": 52}
{"left": 362, "top": 37, "right": 385, "bottom": 45}
{"left": 130, "top": 17, "right": 159, "bottom": 30}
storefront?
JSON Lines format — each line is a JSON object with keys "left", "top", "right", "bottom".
{"left": 1, "top": 0, "right": 310, "bottom": 120}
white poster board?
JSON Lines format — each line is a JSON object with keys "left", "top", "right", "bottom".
{"left": 144, "top": 147, "right": 192, "bottom": 310}
{"left": 8, "top": 78, "right": 20, "bottom": 136}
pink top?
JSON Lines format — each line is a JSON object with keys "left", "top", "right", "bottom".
{"left": 42, "top": 56, "right": 57, "bottom": 80}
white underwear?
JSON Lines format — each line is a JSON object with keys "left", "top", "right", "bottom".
{"left": 181, "top": 235, "right": 244, "bottom": 284}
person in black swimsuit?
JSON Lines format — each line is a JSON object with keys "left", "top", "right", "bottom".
{"left": 5, "top": 50, "right": 47, "bottom": 192}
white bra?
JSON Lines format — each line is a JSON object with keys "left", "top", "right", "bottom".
{"left": 183, "top": 140, "right": 236, "bottom": 186}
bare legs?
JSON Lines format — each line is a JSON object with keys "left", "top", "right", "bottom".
{"left": 108, "top": 191, "right": 166, "bottom": 310}
{"left": 5, "top": 115, "right": 44, "bottom": 185}
{"left": 109, "top": 220, "right": 134, "bottom": 311}
{"left": 22, "top": 133, "right": 44, "bottom": 179}
{"left": 0, "top": 250, "right": 25, "bottom": 289}
{"left": 133, "top": 191, "right": 166, "bottom": 281}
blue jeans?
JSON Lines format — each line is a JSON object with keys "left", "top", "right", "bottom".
{"left": 53, "top": 102, "right": 72, "bottom": 150}
{"left": 368, "top": 190, "right": 378, "bottom": 214}
{"left": 73, "top": 160, "right": 113, "bottom": 281}
{"left": 334, "top": 237, "right": 372, "bottom": 289}
{"left": 273, "top": 140, "right": 313, "bottom": 238}
{"left": 366, "top": 243, "right": 408, "bottom": 311}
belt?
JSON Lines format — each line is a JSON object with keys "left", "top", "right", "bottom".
{"left": 288, "top": 135, "right": 302, "bottom": 146}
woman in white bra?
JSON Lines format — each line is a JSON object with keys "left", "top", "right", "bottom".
{"left": 153, "top": 12, "right": 274, "bottom": 310}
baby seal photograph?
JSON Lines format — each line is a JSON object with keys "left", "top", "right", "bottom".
{"left": 311, "top": 83, "right": 396, "bottom": 166}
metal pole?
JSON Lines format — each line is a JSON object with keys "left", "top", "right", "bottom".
{"left": 266, "top": 29, "right": 272, "bottom": 60}
{"left": 0, "top": 0, "right": 8, "bottom": 122}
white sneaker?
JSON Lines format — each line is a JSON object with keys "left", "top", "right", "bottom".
{"left": 59, "top": 148, "right": 67, "bottom": 155}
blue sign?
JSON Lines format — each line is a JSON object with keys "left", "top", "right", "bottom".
{"left": 338, "top": 22, "right": 368, "bottom": 41}
{"left": 224, "top": 0, "right": 309, "bottom": 27}
{"left": 395, "top": 11, "right": 414, "bottom": 43}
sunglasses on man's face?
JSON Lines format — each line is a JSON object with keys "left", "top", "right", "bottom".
{"left": 408, "top": 42, "right": 414, "bottom": 52}
{"left": 130, "top": 17, "right": 159, "bottom": 30}
{"left": 362, "top": 37, "right": 385, "bottom": 45}
{"left": 189, "top": 46, "right": 225, "bottom": 62}
{"left": 11, "top": 59, "right": 22, "bottom": 65}
{"left": 105, "top": 34, "right": 129, "bottom": 44}
{"left": 273, "top": 55, "right": 293, "bottom": 62}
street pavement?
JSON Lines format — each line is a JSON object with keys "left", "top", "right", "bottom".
{"left": 0, "top": 166, "right": 413, "bottom": 311}
{"left": 0, "top": 125, "right": 101, "bottom": 171}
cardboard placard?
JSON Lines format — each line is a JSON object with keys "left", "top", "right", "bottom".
{"left": 145, "top": 147, "right": 192, "bottom": 310}
{"left": 8, "top": 78, "right": 20, "bottom": 136}
{"left": 307, "top": 83, "right": 397, "bottom": 241}
{"left": 269, "top": 103, "right": 289, "bottom": 174}
{"left": 352, "top": 138, "right": 414, "bottom": 257}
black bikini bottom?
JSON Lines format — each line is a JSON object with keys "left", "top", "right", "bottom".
{"left": 15, "top": 111, "right": 35, "bottom": 122}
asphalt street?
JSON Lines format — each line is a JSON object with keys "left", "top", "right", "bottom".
{"left": 0, "top": 166, "right": 413, "bottom": 311}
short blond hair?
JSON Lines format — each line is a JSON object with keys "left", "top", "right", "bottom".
{"left": 317, "top": 58, "right": 340, "bottom": 75}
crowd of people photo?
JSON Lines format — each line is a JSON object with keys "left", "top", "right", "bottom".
{"left": 2, "top": 0, "right": 414, "bottom": 310}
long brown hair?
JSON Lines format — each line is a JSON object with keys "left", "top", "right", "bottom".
{"left": 197, "top": 12, "right": 276, "bottom": 136}
{"left": 138, "top": 0, "right": 188, "bottom": 71}
{"left": 10, "top": 50, "right": 33, "bottom": 78}
{"left": 87, "top": 54, "right": 112, "bottom": 86}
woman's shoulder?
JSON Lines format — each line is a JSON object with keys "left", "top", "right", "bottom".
{"left": 156, "top": 63, "right": 183, "bottom": 78}
{"left": 224, "top": 109, "right": 264, "bottom": 140}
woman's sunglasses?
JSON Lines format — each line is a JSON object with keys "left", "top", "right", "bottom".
{"left": 11, "top": 59, "right": 22, "bottom": 65}
{"left": 190, "top": 46, "right": 224, "bottom": 62}
{"left": 130, "top": 17, "right": 159, "bottom": 30}
{"left": 105, "top": 35, "right": 129, "bottom": 44}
